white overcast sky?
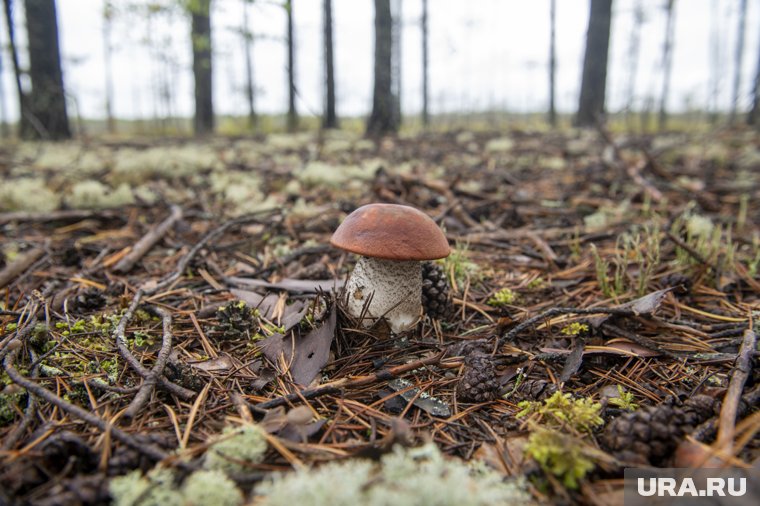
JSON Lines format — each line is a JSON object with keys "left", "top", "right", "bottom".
{"left": 0, "top": 0, "right": 758, "bottom": 121}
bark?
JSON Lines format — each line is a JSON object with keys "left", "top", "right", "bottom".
{"left": 391, "top": 0, "right": 401, "bottom": 126}
{"left": 366, "top": 0, "right": 397, "bottom": 136}
{"left": 548, "top": 0, "right": 557, "bottom": 127}
{"left": 658, "top": 0, "right": 676, "bottom": 131}
{"left": 102, "top": 0, "right": 115, "bottom": 134}
{"left": 191, "top": 0, "right": 214, "bottom": 136}
{"left": 242, "top": 0, "right": 256, "bottom": 129}
{"left": 322, "top": 0, "right": 337, "bottom": 128}
{"left": 748, "top": 21, "right": 760, "bottom": 126}
{"left": 730, "top": 0, "right": 747, "bottom": 124}
{"left": 421, "top": 0, "right": 429, "bottom": 126}
{"left": 0, "top": 27, "right": 7, "bottom": 137}
{"left": 286, "top": 0, "right": 298, "bottom": 132}
{"left": 625, "top": 0, "right": 643, "bottom": 129}
{"left": 24, "top": 0, "right": 71, "bottom": 139}
{"left": 575, "top": 0, "right": 613, "bottom": 127}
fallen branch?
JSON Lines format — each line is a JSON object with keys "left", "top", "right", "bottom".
{"left": 112, "top": 289, "right": 194, "bottom": 400}
{"left": 0, "top": 247, "right": 45, "bottom": 289}
{"left": 123, "top": 306, "right": 175, "bottom": 419}
{"left": 250, "top": 351, "right": 445, "bottom": 413}
{"left": 715, "top": 327, "right": 757, "bottom": 451}
{"left": 2, "top": 346, "right": 168, "bottom": 462}
{"left": 113, "top": 205, "right": 183, "bottom": 273}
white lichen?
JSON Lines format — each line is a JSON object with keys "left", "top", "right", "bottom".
{"left": 109, "top": 468, "right": 183, "bottom": 506}
{"left": 256, "top": 443, "right": 532, "bottom": 506}
{"left": 204, "top": 424, "right": 268, "bottom": 473}
{"left": 297, "top": 161, "right": 374, "bottom": 189}
{"left": 0, "top": 177, "right": 60, "bottom": 212}
{"left": 181, "top": 470, "right": 243, "bottom": 506}
{"left": 65, "top": 180, "right": 135, "bottom": 209}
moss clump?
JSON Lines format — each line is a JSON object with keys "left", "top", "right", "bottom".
{"left": 256, "top": 443, "right": 532, "bottom": 506}
{"left": 487, "top": 288, "right": 517, "bottom": 307}
{"left": 204, "top": 424, "right": 268, "bottom": 473}
{"left": 517, "top": 391, "right": 603, "bottom": 434}
{"left": 560, "top": 322, "right": 589, "bottom": 337}
{"left": 0, "top": 389, "right": 26, "bottom": 426}
{"left": 517, "top": 392, "right": 604, "bottom": 488}
{"left": 607, "top": 385, "right": 639, "bottom": 411}
{"left": 524, "top": 428, "right": 596, "bottom": 489}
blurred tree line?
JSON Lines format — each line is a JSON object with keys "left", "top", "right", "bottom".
{"left": 1, "top": 0, "right": 760, "bottom": 140}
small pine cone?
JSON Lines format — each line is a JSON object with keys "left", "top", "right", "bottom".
{"left": 457, "top": 354, "right": 500, "bottom": 402}
{"left": 422, "top": 261, "right": 452, "bottom": 319}
{"left": 70, "top": 288, "right": 107, "bottom": 313}
{"left": 600, "top": 395, "right": 719, "bottom": 465}
{"left": 214, "top": 300, "right": 259, "bottom": 340}
{"left": 517, "top": 379, "right": 558, "bottom": 402}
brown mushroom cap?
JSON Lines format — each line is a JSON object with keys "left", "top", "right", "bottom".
{"left": 330, "top": 203, "right": 451, "bottom": 261}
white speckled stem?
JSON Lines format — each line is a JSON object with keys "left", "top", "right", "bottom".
{"left": 344, "top": 257, "right": 422, "bottom": 334}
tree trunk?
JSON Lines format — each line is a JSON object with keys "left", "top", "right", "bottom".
{"left": 366, "top": 0, "right": 397, "bottom": 136}
{"left": 625, "top": 0, "right": 643, "bottom": 129}
{"left": 391, "top": 0, "right": 401, "bottom": 127}
{"left": 191, "top": 0, "right": 213, "bottom": 136}
{"left": 748, "top": 21, "right": 760, "bottom": 126}
{"left": 24, "top": 0, "right": 70, "bottom": 139}
{"left": 322, "top": 0, "right": 337, "bottom": 129}
{"left": 421, "top": 0, "right": 429, "bottom": 127}
{"left": 102, "top": 0, "right": 115, "bottom": 134}
{"left": 658, "top": 0, "right": 676, "bottom": 131}
{"left": 575, "top": 0, "right": 612, "bottom": 127}
{"left": 708, "top": 0, "right": 721, "bottom": 124}
{"left": 0, "top": 23, "right": 7, "bottom": 137}
{"left": 286, "top": 0, "right": 297, "bottom": 132}
{"left": 730, "top": 0, "right": 747, "bottom": 124}
{"left": 242, "top": 0, "right": 256, "bottom": 130}
{"left": 548, "top": 0, "right": 557, "bottom": 127}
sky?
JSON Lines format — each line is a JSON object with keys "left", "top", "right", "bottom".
{"left": 0, "top": 0, "right": 758, "bottom": 122}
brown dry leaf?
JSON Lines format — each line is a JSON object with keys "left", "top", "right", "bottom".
{"left": 589, "top": 287, "right": 673, "bottom": 327}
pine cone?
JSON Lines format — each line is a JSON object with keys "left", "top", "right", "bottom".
{"left": 70, "top": 288, "right": 106, "bottom": 313}
{"left": 457, "top": 353, "right": 500, "bottom": 402}
{"left": 422, "top": 261, "right": 452, "bottom": 319}
{"left": 214, "top": 300, "right": 259, "bottom": 340}
{"left": 600, "top": 395, "right": 719, "bottom": 465}
{"left": 517, "top": 378, "right": 559, "bottom": 401}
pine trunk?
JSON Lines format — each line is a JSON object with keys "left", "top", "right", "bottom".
{"left": 24, "top": 0, "right": 71, "bottom": 139}
{"left": 191, "top": 0, "right": 214, "bottom": 136}
{"left": 658, "top": 0, "right": 676, "bottom": 131}
{"left": 366, "top": 0, "right": 397, "bottom": 136}
{"left": 575, "top": 0, "right": 612, "bottom": 127}
{"left": 322, "top": 0, "right": 337, "bottom": 129}
{"left": 421, "top": 0, "right": 429, "bottom": 127}
{"left": 286, "top": 0, "right": 298, "bottom": 133}
{"left": 548, "top": 0, "right": 557, "bottom": 127}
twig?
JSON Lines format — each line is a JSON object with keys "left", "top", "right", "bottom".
{"left": 498, "top": 306, "right": 643, "bottom": 347}
{"left": 251, "top": 351, "right": 445, "bottom": 413}
{"left": 123, "top": 307, "right": 174, "bottom": 419}
{"left": 0, "top": 208, "right": 120, "bottom": 225}
{"left": 665, "top": 230, "right": 712, "bottom": 267}
{"left": 0, "top": 247, "right": 45, "bottom": 289}
{"left": 2, "top": 346, "right": 168, "bottom": 462}
{"left": 146, "top": 210, "right": 279, "bottom": 295}
{"left": 113, "top": 205, "right": 183, "bottom": 273}
{"left": 715, "top": 328, "right": 758, "bottom": 451}
{"left": 112, "top": 289, "right": 194, "bottom": 400}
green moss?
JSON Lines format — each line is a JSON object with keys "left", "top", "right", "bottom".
{"left": 524, "top": 428, "right": 595, "bottom": 489}
{"left": 0, "top": 390, "right": 26, "bottom": 426}
{"left": 517, "top": 391, "right": 603, "bottom": 434}
{"left": 607, "top": 385, "right": 638, "bottom": 411}
{"left": 204, "top": 424, "right": 268, "bottom": 473}
{"left": 560, "top": 322, "right": 589, "bottom": 337}
{"left": 257, "top": 443, "right": 532, "bottom": 505}
{"left": 437, "top": 243, "right": 481, "bottom": 288}
{"left": 487, "top": 288, "right": 517, "bottom": 307}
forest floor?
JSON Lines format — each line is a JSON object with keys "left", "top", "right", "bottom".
{"left": 0, "top": 127, "right": 758, "bottom": 505}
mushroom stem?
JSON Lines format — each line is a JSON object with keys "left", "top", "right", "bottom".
{"left": 344, "top": 256, "right": 422, "bottom": 333}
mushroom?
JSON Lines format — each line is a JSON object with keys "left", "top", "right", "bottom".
{"left": 330, "top": 203, "right": 450, "bottom": 333}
